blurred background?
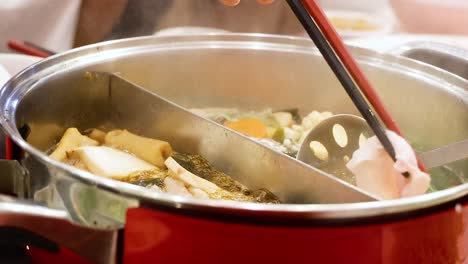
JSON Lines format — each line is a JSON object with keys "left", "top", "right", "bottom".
{"left": 1, "top": 0, "right": 467, "bottom": 53}
{"left": 75, "top": 0, "right": 395, "bottom": 47}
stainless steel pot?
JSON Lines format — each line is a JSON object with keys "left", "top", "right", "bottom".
{"left": 0, "top": 34, "right": 467, "bottom": 263}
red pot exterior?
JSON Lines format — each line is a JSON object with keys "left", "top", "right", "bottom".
{"left": 124, "top": 203, "right": 468, "bottom": 264}
{"left": 29, "top": 247, "right": 92, "bottom": 264}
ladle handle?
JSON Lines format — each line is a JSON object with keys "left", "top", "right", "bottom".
{"left": 420, "top": 139, "right": 468, "bottom": 169}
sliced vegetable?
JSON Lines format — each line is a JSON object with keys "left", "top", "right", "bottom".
{"left": 49, "top": 128, "right": 99, "bottom": 162}
{"left": 171, "top": 153, "right": 281, "bottom": 203}
{"left": 165, "top": 157, "right": 220, "bottom": 194}
{"left": 164, "top": 177, "right": 193, "bottom": 197}
{"left": 127, "top": 169, "right": 169, "bottom": 188}
{"left": 172, "top": 152, "right": 250, "bottom": 194}
{"left": 272, "top": 127, "right": 285, "bottom": 143}
{"left": 273, "top": 112, "right": 293, "bottom": 127}
{"left": 105, "top": 129, "right": 173, "bottom": 168}
{"left": 301, "top": 111, "right": 333, "bottom": 130}
{"left": 277, "top": 108, "right": 301, "bottom": 123}
{"left": 188, "top": 187, "right": 210, "bottom": 199}
{"left": 225, "top": 119, "right": 268, "bottom": 138}
{"left": 237, "top": 109, "right": 279, "bottom": 128}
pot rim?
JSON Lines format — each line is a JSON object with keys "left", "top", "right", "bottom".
{"left": 1, "top": 33, "right": 467, "bottom": 223}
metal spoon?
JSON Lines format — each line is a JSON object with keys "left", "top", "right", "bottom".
{"left": 297, "top": 114, "right": 468, "bottom": 184}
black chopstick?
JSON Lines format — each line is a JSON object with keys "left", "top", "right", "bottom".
{"left": 286, "top": 0, "right": 398, "bottom": 163}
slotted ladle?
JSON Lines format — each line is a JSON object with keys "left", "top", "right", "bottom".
{"left": 297, "top": 114, "right": 468, "bottom": 184}
{"left": 285, "top": 0, "right": 427, "bottom": 176}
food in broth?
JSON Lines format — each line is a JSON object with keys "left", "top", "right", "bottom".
{"left": 50, "top": 128, "right": 280, "bottom": 203}
{"left": 191, "top": 108, "right": 333, "bottom": 157}
{"left": 50, "top": 107, "right": 436, "bottom": 202}
{"left": 194, "top": 108, "right": 432, "bottom": 200}
{"left": 347, "top": 130, "right": 430, "bottom": 199}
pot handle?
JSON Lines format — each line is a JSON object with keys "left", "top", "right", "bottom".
{"left": 0, "top": 160, "right": 117, "bottom": 264}
{"left": 388, "top": 41, "right": 468, "bottom": 80}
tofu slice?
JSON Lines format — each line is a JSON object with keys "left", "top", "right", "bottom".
{"left": 49, "top": 128, "right": 99, "bottom": 162}
{"left": 83, "top": 128, "right": 107, "bottom": 144}
{"left": 104, "top": 129, "right": 173, "bottom": 168}
{"left": 70, "top": 146, "right": 156, "bottom": 180}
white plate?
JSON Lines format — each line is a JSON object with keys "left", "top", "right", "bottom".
{"left": 324, "top": 9, "right": 394, "bottom": 39}
{"left": 0, "top": 53, "right": 41, "bottom": 88}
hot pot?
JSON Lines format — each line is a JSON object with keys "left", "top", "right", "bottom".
{"left": 0, "top": 35, "right": 466, "bottom": 263}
